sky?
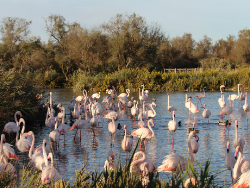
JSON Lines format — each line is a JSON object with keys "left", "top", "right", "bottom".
{"left": 1, "top": 0, "right": 250, "bottom": 43}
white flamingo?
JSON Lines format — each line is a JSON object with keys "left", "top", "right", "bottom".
{"left": 104, "top": 149, "right": 118, "bottom": 171}
{"left": 108, "top": 115, "right": 118, "bottom": 146}
{"left": 90, "top": 104, "right": 99, "bottom": 136}
{"left": 168, "top": 93, "right": 177, "bottom": 118}
{"left": 121, "top": 125, "right": 133, "bottom": 157}
{"left": 1, "top": 134, "right": 19, "bottom": 160}
{"left": 45, "top": 107, "right": 56, "bottom": 130}
{"left": 92, "top": 91, "right": 101, "bottom": 99}
{"left": 221, "top": 95, "right": 234, "bottom": 128}
{"left": 168, "top": 111, "right": 177, "bottom": 148}
{"left": 202, "top": 104, "right": 211, "bottom": 124}
{"left": 41, "top": 151, "right": 59, "bottom": 184}
{"left": 49, "top": 119, "right": 60, "bottom": 149}
{"left": 191, "top": 123, "right": 199, "bottom": 157}
{"left": 233, "top": 145, "right": 250, "bottom": 180}
{"left": 233, "top": 120, "right": 245, "bottom": 150}
{"left": 225, "top": 141, "right": 236, "bottom": 183}
{"left": 194, "top": 86, "right": 206, "bottom": 107}
{"left": 232, "top": 169, "right": 250, "bottom": 188}
{"left": 243, "top": 92, "right": 250, "bottom": 122}
{"left": 70, "top": 110, "right": 88, "bottom": 140}
{"left": 127, "top": 97, "right": 135, "bottom": 108}
{"left": 3, "top": 111, "right": 22, "bottom": 142}
{"left": 19, "top": 118, "right": 33, "bottom": 142}
{"left": 229, "top": 84, "right": 242, "bottom": 109}
{"left": 118, "top": 89, "right": 130, "bottom": 98}
{"left": 131, "top": 119, "right": 155, "bottom": 151}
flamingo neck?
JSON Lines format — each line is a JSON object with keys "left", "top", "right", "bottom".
{"left": 245, "top": 92, "right": 247, "bottom": 105}
{"left": 20, "top": 119, "right": 25, "bottom": 136}
{"left": 188, "top": 133, "right": 195, "bottom": 163}
{"left": 233, "top": 149, "right": 242, "bottom": 179}
{"left": 62, "top": 107, "right": 65, "bottom": 124}
{"left": 238, "top": 85, "right": 240, "bottom": 96}
{"left": 168, "top": 95, "right": 170, "bottom": 108}
{"left": 43, "top": 141, "right": 49, "bottom": 167}
{"left": 14, "top": 111, "right": 18, "bottom": 125}
{"left": 0, "top": 135, "right": 3, "bottom": 156}
{"left": 50, "top": 153, "right": 54, "bottom": 167}
{"left": 130, "top": 152, "right": 145, "bottom": 172}
{"left": 29, "top": 132, "right": 35, "bottom": 159}
{"left": 147, "top": 120, "right": 154, "bottom": 138}
{"left": 235, "top": 126, "right": 238, "bottom": 141}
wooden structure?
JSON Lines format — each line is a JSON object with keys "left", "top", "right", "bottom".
{"left": 164, "top": 68, "right": 203, "bottom": 73}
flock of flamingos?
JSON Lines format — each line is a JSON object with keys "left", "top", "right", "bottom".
{"left": 1, "top": 84, "right": 250, "bottom": 187}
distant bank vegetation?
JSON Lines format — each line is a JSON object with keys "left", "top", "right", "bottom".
{"left": 1, "top": 13, "right": 250, "bottom": 120}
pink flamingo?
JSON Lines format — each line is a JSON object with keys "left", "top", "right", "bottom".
{"left": 229, "top": 84, "right": 242, "bottom": 109}
{"left": 127, "top": 97, "right": 134, "bottom": 108}
{"left": 104, "top": 149, "right": 118, "bottom": 171}
{"left": 1, "top": 134, "right": 19, "bottom": 160}
{"left": 130, "top": 151, "right": 156, "bottom": 175}
{"left": 233, "top": 120, "right": 245, "bottom": 150}
{"left": 157, "top": 130, "right": 198, "bottom": 174}
{"left": 243, "top": 92, "right": 250, "bottom": 122}
{"left": 72, "top": 104, "right": 80, "bottom": 119}
{"left": 233, "top": 146, "right": 250, "bottom": 181}
{"left": 49, "top": 119, "right": 60, "bottom": 149}
{"left": 92, "top": 91, "right": 101, "bottom": 99}
{"left": 232, "top": 169, "right": 250, "bottom": 188}
{"left": 108, "top": 115, "right": 118, "bottom": 146}
{"left": 225, "top": 141, "right": 236, "bottom": 184}
{"left": 3, "top": 111, "right": 22, "bottom": 142}
{"left": 131, "top": 119, "right": 154, "bottom": 151}
{"left": 70, "top": 110, "right": 88, "bottom": 141}
{"left": 90, "top": 104, "right": 98, "bottom": 136}
{"left": 218, "top": 85, "right": 226, "bottom": 119}
{"left": 220, "top": 95, "right": 233, "bottom": 128}
{"left": 168, "top": 111, "right": 177, "bottom": 149}
{"left": 194, "top": 86, "right": 206, "bottom": 107}
{"left": 57, "top": 107, "right": 69, "bottom": 143}
{"left": 45, "top": 107, "right": 56, "bottom": 130}
{"left": 121, "top": 125, "right": 133, "bottom": 158}
{"left": 0, "top": 134, "right": 16, "bottom": 179}
{"left": 191, "top": 123, "right": 199, "bottom": 158}
{"left": 19, "top": 118, "right": 33, "bottom": 143}
{"left": 41, "top": 151, "right": 59, "bottom": 184}
{"left": 168, "top": 93, "right": 177, "bottom": 119}
{"left": 118, "top": 89, "right": 130, "bottom": 98}
{"left": 202, "top": 104, "right": 211, "bottom": 124}
{"left": 188, "top": 98, "right": 200, "bottom": 122}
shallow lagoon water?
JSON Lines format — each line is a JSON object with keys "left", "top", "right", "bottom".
{"left": 12, "top": 88, "right": 250, "bottom": 186}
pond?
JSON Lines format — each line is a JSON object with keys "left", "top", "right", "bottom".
{"left": 10, "top": 88, "right": 250, "bottom": 186}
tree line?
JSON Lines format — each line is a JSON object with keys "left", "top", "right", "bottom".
{"left": 1, "top": 13, "right": 250, "bottom": 86}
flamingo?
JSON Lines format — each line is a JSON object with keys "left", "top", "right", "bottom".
{"left": 157, "top": 130, "right": 198, "bottom": 174}
{"left": 19, "top": 118, "right": 33, "bottom": 142}
{"left": 243, "top": 92, "right": 250, "bottom": 122}
{"left": 130, "top": 151, "right": 156, "bottom": 175}
{"left": 0, "top": 134, "right": 16, "bottom": 179}
{"left": 225, "top": 141, "right": 236, "bottom": 184}
{"left": 72, "top": 104, "right": 80, "bottom": 119}
{"left": 168, "top": 93, "right": 177, "bottom": 119}
{"left": 232, "top": 169, "right": 250, "bottom": 188}
{"left": 139, "top": 86, "right": 148, "bottom": 105}
{"left": 68, "top": 96, "right": 76, "bottom": 112}
{"left": 127, "top": 97, "right": 134, "bottom": 108}
{"left": 229, "top": 84, "right": 242, "bottom": 109}
{"left": 194, "top": 86, "right": 206, "bottom": 107}
{"left": 233, "top": 146, "right": 250, "bottom": 180}
{"left": 57, "top": 105, "right": 65, "bottom": 119}
{"left": 1, "top": 134, "right": 19, "bottom": 160}
{"left": 138, "top": 116, "right": 146, "bottom": 128}
{"left": 3, "top": 111, "right": 22, "bottom": 142}
{"left": 26, "top": 135, "right": 47, "bottom": 171}
{"left": 70, "top": 110, "right": 88, "bottom": 141}
{"left": 108, "top": 115, "right": 118, "bottom": 146}
{"left": 187, "top": 97, "right": 200, "bottom": 122}
{"left": 92, "top": 91, "right": 101, "bottom": 99}
{"left": 49, "top": 119, "right": 60, "bottom": 149}
{"left": 145, "top": 103, "right": 156, "bottom": 119}
{"left": 202, "top": 104, "right": 211, "bottom": 124}
{"left": 121, "top": 125, "right": 133, "bottom": 158}
{"left": 45, "top": 107, "right": 56, "bottom": 130}
{"left": 220, "top": 95, "right": 233, "bottom": 128}
{"left": 25, "top": 131, "right": 51, "bottom": 155}
{"left": 57, "top": 107, "right": 69, "bottom": 143}
{"left": 118, "top": 89, "right": 130, "bottom": 98}
{"left": 90, "top": 104, "right": 98, "bottom": 136}
{"left": 131, "top": 119, "right": 155, "bottom": 151}
{"left": 233, "top": 120, "right": 245, "bottom": 150}
{"left": 41, "top": 151, "right": 59, "bottom": 184}
{"left": 168, "top": 111, "right": 177, "bottom": 148}
{"left": 191, "top": 123, "right": 199, "bottom": 157}
{"left": 218, "top": 85, "right": 226, "bottom": 119}
{"left": 104, "top": 149, "right": 118, "bottom": 171}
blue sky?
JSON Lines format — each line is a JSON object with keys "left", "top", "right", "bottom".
{"left": 1, "top": 0, "right": 250, "bottom": 43}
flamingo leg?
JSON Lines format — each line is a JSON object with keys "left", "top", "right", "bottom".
{"left": 144, "top": 139, "right": 147, "bottom": 151}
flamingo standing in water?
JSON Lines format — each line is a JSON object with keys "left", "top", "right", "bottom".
{"left": 225, "top": 141, "right": 236, "bottom": 184}
{"left": 70, "top": 110, "right": 88, "bottom": 141}
{"left": 0, "top": 134, "right": 16, "bottom": 179}
{"left": 191, "top": 123, "right": 199, "bottom": 158}
{"left": 243, "top": 92, "right": 250, "bottom": 122}
{"left": 229, "top": 84, "right": 242, "bottom": 109}
{"left": 168, "top": 93, "right": 177, "bottom": 119}
{"left": 1, "top": 134, "right": 19, "bottom": 160}
{"left": 202, "top": 104, "right": 211, "bottom": 124}
{"left": 108, "top": 115, "right": 118, "bottom": 146}
{"left": 232, "top": 169, "right": 250, "bottom": 188}
{"left": 19, "top": 118, "right": 33, "bottom": 142}
{"left": 233, "top": 120, "right": 245, "bottom": 150}
{"left": 41, "top": 151, "right": 59, "bottom": 184}
{"left": 218, "top": 85, "right": 226, "bottom": 119}
{"left": 157, "top": 130, "right": 198, "bottom": 174}
{"left": 220, "top": 95, "right": 233, "bottom": 129}
{"left": 121, "top": 125, "right": 133, "bottom": 158}
{"left": 188, "top": 98, "right": 200, "bottom": 122}
{"left": 104, "top": 149, "right": 118, "bottom": 171}
{"left": 49, "top": 119, "right": 60, "bottom": 149}
{"left": 194, "top": 86, "right": 206, "bottom": 107}
{"left": 3, "top": 111, "right": 22, "bottom": 142}
{"left": 57, "top": 107, "right": 69, "bottom": 143}
{"left": 130, "top": 151, "right": 156, "bottom": 175}
{"left": 131, "top": 119, "right": 154, "bottom": 151}
{"left": 168, "top": 111, "right": 177, "bottom": 149}
{"left": 233, "top": 146, "right": 250, "bottom": 181}
{"left": 131, "top": 100, "right": 138, "bottom": 121}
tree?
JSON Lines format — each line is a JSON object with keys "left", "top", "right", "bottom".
{"left": 235, "top": 29, "right": 250, "bottom": 65}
